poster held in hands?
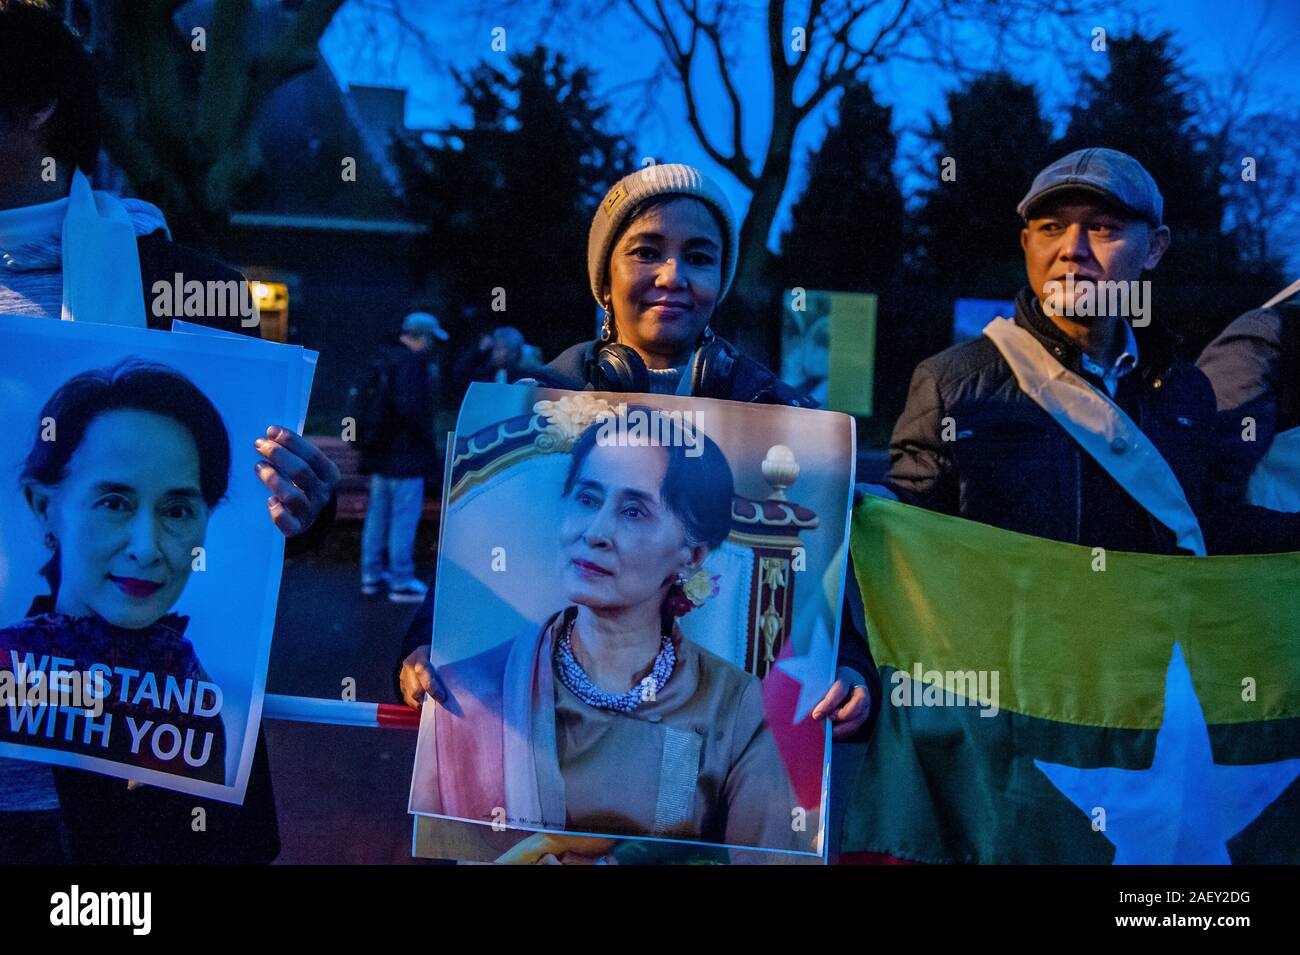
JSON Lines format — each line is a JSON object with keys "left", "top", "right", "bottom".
{"left": 0, "top": 315, "right": 311, "bottom": 804}
{"left": 409, "top": 382, "right": 855, "bottom": 862}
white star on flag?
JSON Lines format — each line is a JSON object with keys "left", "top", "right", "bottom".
{"left": 1036, "top": 642, "right": 1300, "bottom": 864}
{"left": 774, "top": 616, "right": 836, "bottom": 725}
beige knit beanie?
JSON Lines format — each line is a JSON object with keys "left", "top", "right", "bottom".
{"left": 587, "top": 163, "right": 738, "bottom": 310}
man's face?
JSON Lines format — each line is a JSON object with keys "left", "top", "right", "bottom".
{"left": 402, "top": 332, "right": 434, "bottom": 353}
{"left": 491, "top": 342, "right": 518, "bottom": 368}
{"left": 1021, "top": 199, "right": 1170, "bottom": 319}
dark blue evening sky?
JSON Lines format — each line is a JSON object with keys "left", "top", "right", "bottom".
{"left": 321, "top": 0, "right": 1299, "bottom": 271}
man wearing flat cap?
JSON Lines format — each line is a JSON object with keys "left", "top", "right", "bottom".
{"left": 885, "top": 147, "right": 1300, "bottom": 555}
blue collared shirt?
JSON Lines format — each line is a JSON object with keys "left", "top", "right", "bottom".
{"left": 1080, "top": 320, "right": 1139, "bottom": 397}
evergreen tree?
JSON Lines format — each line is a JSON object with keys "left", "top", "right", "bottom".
{"left": 1057, "top": 32, "right": 1280, "bottom": 349}
{"left": 911, "top": 71, "right": 1055, "bottom": 298}
{"left": 394, "top": 47, "right": 635, "bottom": 359}
{"left": 1059, "top": 34, "right": 1228, "bottom": 278}
{"left": 776, "top": 80, "right": 904, "bottom": 294}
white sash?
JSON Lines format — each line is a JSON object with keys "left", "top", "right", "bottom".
{"left": 1261, "top": 277, "right": 1300, "bottom": 310}
{"left": 983, "top": 317, "right": 1207, "bottom": 556}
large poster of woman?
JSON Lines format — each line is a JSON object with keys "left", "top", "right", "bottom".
{"left": 0, "top": 315, "right": 309, "bottom": 803}
{"left": 409, "top": 383, "right": 856, "bottom": 861}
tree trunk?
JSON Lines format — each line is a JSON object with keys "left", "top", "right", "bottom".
{"left": 95, "top": 0, "right": 345, "bottom": 243}
{"left": 726, "top": 102, "right": 795, "bottom": 368}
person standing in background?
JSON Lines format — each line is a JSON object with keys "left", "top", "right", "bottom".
{"left": 0, "top": 0, "right": 338, "bottom": 864}
{"left": 1197, "top": 287, "right": 1300, "bottom": 512}
{"left": 359, "top": 311, "right": 446, "bottom": 603}
{"left": 452, "top": 325, "right": 529, "bottom": 396}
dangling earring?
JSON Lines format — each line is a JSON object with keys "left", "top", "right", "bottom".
{"left": 599, "top": 308, "right": 614, "bottom": 342}
{"left": 665, "top": 572, "right": 692, "bottom": 618}
{"left": 43, "top": 532, "right": 56, "bottom": 549}
{"left": 699, "top": 324, "right": 715, "bottom": 345}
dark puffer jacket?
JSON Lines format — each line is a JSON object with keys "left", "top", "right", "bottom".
{"left": 1197, "top": 303, "right": 1300, "bottom": 503}
{"left": 888, "top": 286, "right": 1300, "bottom": 555}
{"left": 535, "top": 336, "right": 816, "bottom": 407}
{"left": 358, "top": 339, "right": 441, "bottom": 479}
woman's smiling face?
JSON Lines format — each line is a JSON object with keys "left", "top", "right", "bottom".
{"left": 604, "top": 197, "right": 723, "bottom": 365}
{"left": 36, "top": 409, "right": 211, "bottom": 629}
{"left": 558, "top": 441, "right": 699, "bottom": 614}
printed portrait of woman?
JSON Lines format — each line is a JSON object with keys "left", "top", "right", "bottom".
{"left": 414, "top": 406, "right": 801, "bottom": 852}
{"left": 0, "top": 359, "right": 229, "bottom": 784}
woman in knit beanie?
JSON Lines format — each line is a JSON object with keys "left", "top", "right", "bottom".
{"left": 399, "top": 164, "right": 876, "bottom": 775}
{"left": 587, "top": 164, "right": 734, "bottom": 384}
{"left": 529, "top": 163, "right": 813, "bottom": 404}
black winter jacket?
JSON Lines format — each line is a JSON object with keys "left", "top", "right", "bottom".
{"left": 1197, "top": 303, "right": 1300, "bottom": 503}
{"left": 888, "top": 286, "right": 1300, "bottom": 555}
{"left": 535, "top": 337, "right": 816, "bottom": 407}
{"left": 359, "top": 340, "right": 441, "bottom": 479}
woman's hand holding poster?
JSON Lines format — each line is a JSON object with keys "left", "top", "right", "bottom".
{"left": 409, "top": 383, "right": 856, "bottom": 863}
{"left": 0, "top": 314, "right": 311, "bottom": 804}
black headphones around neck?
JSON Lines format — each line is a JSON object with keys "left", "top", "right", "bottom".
{"left": 584, "top": 312, "right": 736, "bottom": 397}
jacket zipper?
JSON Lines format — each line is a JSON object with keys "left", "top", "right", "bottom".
{"left": 1046, "top": 338, "right": 1084, "bottom": 543}
{"left": 1137, "top": 372, "right": 1166, "bottom": 546}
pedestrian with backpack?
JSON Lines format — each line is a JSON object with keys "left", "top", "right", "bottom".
{"left": 357, "top": 311, "right": 446, "bottom": 601}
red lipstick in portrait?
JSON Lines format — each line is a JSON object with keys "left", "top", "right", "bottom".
{"left": 571, "top": 558, "right": 613, "bottom": 579}
{"left": 109, "top": 576, "right": 163, "bottom": 598}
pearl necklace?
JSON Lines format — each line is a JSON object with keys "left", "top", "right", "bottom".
{"left": 555, "top": 615, "right": 676, "bottom": 713}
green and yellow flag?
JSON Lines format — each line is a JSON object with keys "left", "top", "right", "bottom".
{"left": 844, "top": 496, "right": 1300, "bottom": 864}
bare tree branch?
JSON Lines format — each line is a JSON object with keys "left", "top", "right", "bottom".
{"left": 796, "top": 0, "right": 908, "bottom": 123}
{"left": 791, "top": 0, "right": 826, "bottom": 77}
{"left": 623, "top": 0, "right": 756, "bottom": 185}
{"left": 767, "top": 0, "right": 789, "bottom": 91}
{"left": 698, "top": 8, "right": 750, "bottom": 169}
{"left": 350, "top": 0, "right": 445, "bottom": 69}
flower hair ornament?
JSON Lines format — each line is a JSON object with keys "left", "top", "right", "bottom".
{"left": 665, "top": 568, "right": 720, "bottom": 618}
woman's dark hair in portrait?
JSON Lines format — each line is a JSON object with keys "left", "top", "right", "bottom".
{"left": 562, "top": 406, "right": 735, "bottom": 551}
{"left": 0, "top": 0, "right": 101, "bottom": 174}
{"left": 20, "top": 359, "right": 231, "bottom": 598}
